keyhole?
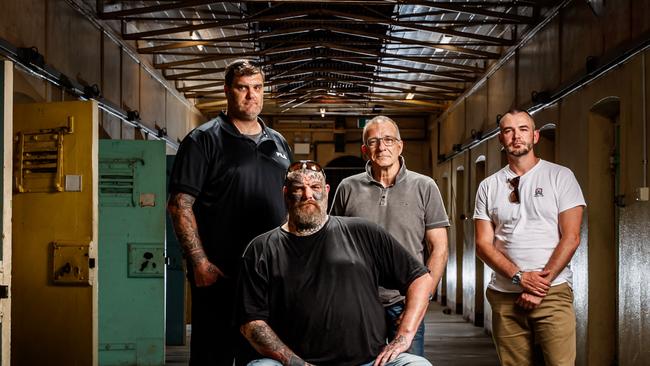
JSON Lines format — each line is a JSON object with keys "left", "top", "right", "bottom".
{"left": 140, "top": 251, "right": 154, "bottom": 271}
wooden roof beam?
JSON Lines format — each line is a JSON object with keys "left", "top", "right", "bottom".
{"left": 98, "top": 0, "right": 217, "bottom": 19}
{"left": 322, "top": 9, "right": 514, "bottom": 45}
{"left": 326, "top": 26, "right": 500, "bottom": 58}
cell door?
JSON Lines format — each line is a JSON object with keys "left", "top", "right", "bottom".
{"left": 98, "top": 139, "right": 166, "bottom": 366}
{"left": 12, "top": 100, "right": 98, "bottom": 366}
{"left": 0, "top": 60, "right": 13, "bottom": 366}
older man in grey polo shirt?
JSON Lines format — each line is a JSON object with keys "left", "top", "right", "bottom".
{"left": 330, "top": 115, "right": 449, "bottom": 356}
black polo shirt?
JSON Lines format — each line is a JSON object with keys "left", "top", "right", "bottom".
{"left": 169, "top": 112, "right": 292, "bottom": 277}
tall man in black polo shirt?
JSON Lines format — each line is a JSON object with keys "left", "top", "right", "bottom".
{"left": 168, "top": 59, "right": 292, "bottom": 365}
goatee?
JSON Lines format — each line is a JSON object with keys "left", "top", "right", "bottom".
{"left": 507, "top": 142, "right": 533, "bottom": 157}
{"left": 290, "top": 203, "right": 326, "bottom": 232}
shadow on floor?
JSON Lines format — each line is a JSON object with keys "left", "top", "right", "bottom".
{"left": 424, "top": 301, "right": 499, "bottom": 366}
{"left": 165, "top": 301, "right": 500, "bottom": 365}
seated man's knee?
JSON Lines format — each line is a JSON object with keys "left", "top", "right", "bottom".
{"left": 389, "top": 353, "right": 432, "bottom": 366}
{"left": 247, "top": 359, "right": 283, "bottom": 366}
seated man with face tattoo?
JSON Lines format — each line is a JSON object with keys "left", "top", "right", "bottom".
{"left": 237, "top": 160, "right": 434, "bottom": 366}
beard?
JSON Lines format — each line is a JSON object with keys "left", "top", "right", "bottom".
{"left": 506, "top": 141, "right": 533, "bottom": 157}
{"left": 289, "top": 202, "right": 326, "bottom": 232}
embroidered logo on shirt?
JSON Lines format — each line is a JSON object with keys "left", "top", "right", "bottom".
{"left": 534, "top": 188, "right": 544, "bottom": 197}
{"left": 275, "top": 151, "right": 288, "bottom": 160}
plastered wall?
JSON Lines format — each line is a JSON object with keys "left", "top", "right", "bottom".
{"left": 0, "top": 0, "right": 205, "bottom": 151}
{"left": 432, "top": 1, "right": 650, "bottom": 364}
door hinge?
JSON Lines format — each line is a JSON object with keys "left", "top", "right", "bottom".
{"left": 0, "top": 285, "right": 9, "bottom": 299}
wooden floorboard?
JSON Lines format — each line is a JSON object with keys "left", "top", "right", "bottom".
{"left": 424, "top": 301, "right": 499, "bottom": 365}
{"left": 165, "top": 301, "right": 500, "bottom": 365}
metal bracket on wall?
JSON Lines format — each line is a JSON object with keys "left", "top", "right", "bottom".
{"left": 0, "top": 36, "right": 179, "bottom": 151}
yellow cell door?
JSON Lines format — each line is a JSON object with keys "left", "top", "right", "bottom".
{"left": 12, "top": 100, "right": 98, "bottom": 366}
{"left": 1, "top": 61, "right": 13, "bottom": 366}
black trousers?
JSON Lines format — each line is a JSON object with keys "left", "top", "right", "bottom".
{"left": 189, "top": 277, "right": 242, "bottom": 366}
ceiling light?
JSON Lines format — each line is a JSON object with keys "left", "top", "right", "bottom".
{"left": 434, "top": 34, "right": 453, "bottom": 53}
{"left": 191, "top": 31, "right": 204, "bottom": 51}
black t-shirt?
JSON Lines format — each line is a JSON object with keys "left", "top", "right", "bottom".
{"left": 169, "top": 112, "right": 292, "bottom": 277}
{"left": 237, "top": 216, "right": 428, "bottom": 366}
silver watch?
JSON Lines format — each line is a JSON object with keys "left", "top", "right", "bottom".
{"left": 512, "top": 270, "right": 523, "bottom": 285}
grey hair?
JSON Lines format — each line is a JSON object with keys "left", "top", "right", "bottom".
{"left": 362, "top": 115, "right": 401, "bottom": 144}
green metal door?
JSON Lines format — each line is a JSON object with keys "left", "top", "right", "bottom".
{"left": 99, "top": 140, "right": 166, "bottom": 366}
{"left": 165, "top": 155, "right": 186, "bottom": 346}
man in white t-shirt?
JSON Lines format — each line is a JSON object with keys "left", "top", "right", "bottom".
{"left": 473, "top": 109, "right": 585, "bottom": 366}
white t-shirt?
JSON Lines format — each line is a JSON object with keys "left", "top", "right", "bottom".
{"left": 473, "top": 159, "right": 586, "bottom": 292}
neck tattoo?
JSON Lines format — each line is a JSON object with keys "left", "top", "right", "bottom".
{"left": 294, "top": 217, "right": 327, "bottom": 236}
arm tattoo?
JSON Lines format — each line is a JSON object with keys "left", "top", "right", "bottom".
{"left": 385, "top": 334, "right": 407, "bottom": 352}
{"left": 392, "top": 335, "right": 407, "bottom": 347}
{"left": 242, "top": 321, "right": 305, "bottom": 365}
{"left": 167, "top": 193, "right": 206, "bottom": 265}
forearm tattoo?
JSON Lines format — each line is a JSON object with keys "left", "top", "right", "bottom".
{"left": 385, "top": 334, "right": 407, "bottom": 352}
{"left": 243, "top": 321, "right": 305, "bottom": 365}
{"left": 168, "top": 193, "right": 206, "bottom": 265}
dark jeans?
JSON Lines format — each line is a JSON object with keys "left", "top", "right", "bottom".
{"left": 189, "top": 277, "right": 251, "bottom": 366}
{"left": 385, "top": 301, "right": 425, "bottom": 356}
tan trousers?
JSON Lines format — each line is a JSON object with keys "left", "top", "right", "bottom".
{"left": 486, "top": 283, "right": 576, "bottom": 366}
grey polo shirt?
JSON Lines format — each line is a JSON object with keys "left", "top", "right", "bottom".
{"left": 330, "top": 157, "right": 450, "bottom": 305}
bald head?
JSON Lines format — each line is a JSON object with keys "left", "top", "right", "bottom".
{"left": 498, "top": 109, "right": 539, "bottom": 158}
{"left": 499, "top": 109, "right": 536, "bottom": 131}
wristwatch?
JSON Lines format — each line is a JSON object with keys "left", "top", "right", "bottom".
{"left": 511, "top": 270, "right": 523, "bottom": 285}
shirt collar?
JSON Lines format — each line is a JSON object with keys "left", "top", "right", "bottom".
{"left": 219, "top": 111, "right": 269, "bottom": 139}
{"left": 364, "top": 156, "right": 407, "bottom": 186}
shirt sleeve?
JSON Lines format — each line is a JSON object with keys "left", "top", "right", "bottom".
{"left": 557, "top": 168, "right": 586, "bottom": 212}
{"left": 423, "top": 179, "right": 450, "bottom": 229}
{"left": 329, "top": 180, "right": 349, "bottom": 216}
{"left": 473, "top": 180, "right": 491, "bottom": 221}
{"left": 236, "top": 242, "right": 270, "bottom": 325}
{"left": 371, "top": 225, "right": 429, "bottom": 294}
{"left": 168, "top": 131, "right": 211, "bottom": 197}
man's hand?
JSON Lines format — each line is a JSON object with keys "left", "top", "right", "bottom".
{"left": 515, "top": 292, "right": 543, "bottom": 310}
{"left": 519, "top": 270, "right": 551, "bottom": 297}
{"left": 373, "top": 335, "right": 410, "bottom": 366}
{"left": 193, "top": 260, "right": 226, "bottom": 287}
{"left": 374, "top": 273, "right": 431, "bottom": 365}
